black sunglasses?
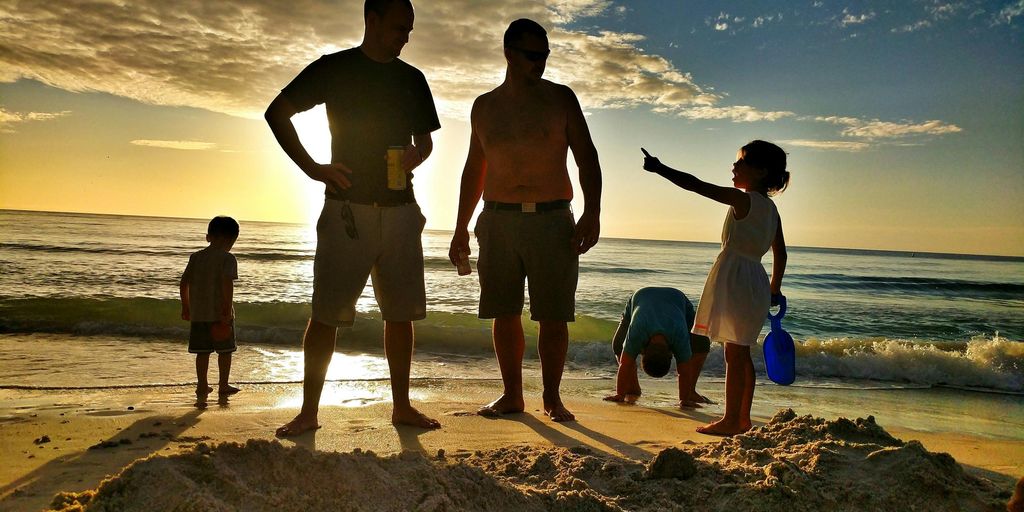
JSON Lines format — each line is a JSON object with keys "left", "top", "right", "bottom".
{"left": 340, "top": 203, "right": 359, "bottom": 240}
{"left": 509, "top": 47, "right": 550, "bottom": 62}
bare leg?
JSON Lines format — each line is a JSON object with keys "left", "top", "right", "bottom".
{"left": 384, "top": 320, "right": 440, "bottom": 429}
{"left": 217, "top": 352, "right": 240, "bottom": 395}
{"left": 275, "top": 319, "right": 336, "bottom": 437}
{"left": 678, "top": 352, "right": 710, "bottom": 408}
{"left": 539, "top": 320, "right": 574, "bottom": 422}
{"left": 739, "top": 347, "right": 755, "bottom": 424}
{"left": 478, "top": 315, "right": 526, "bottom": 416}
{"left": 697, "top": 343, "right": 753, "bottom": 436}
{"left": 195, "top": 353, "right": 211, "bottom": 396}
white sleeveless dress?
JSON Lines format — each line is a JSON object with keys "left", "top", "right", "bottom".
{"left": 692, "top": 192, "right": 778, "bottom": 346}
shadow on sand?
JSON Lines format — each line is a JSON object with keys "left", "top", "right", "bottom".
{"left": 0, "top": 408, "right": 205, "bottom": 510}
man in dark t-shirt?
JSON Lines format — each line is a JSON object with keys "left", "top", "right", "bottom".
{"left": 265, "top": 0, "right": 441, "bottom": 436}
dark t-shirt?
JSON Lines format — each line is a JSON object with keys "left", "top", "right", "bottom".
{"left": 281, "top": 48, "right": 441, "bottom": 204}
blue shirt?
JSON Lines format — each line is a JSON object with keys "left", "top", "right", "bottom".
{"left": 622, "top": 287, "right": 694, "bottom": 362}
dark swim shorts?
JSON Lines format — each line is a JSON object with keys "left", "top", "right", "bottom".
{"left": 188, "top": 321, "right": 237, "bottom": 354}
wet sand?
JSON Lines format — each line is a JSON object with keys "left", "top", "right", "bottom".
{"left": 1, "top": 380, "right": 1020, "bottom": 511}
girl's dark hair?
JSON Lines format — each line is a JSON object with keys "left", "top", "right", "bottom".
{"left": 208, "top": 216, "right": 239, "bottom": 238}
{"left": 741, "top": 140, "right": 790, "bottom": 195}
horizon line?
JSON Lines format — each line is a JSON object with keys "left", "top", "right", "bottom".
{"left": 2, "top": 207, "right": 1022, "bottom": 261}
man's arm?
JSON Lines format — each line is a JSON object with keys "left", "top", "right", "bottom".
{"left": 264, "top": 94, "right": 352, "bottom": 192}
{"left": 448, "top": 101, "right": 487, "bottom": 265}
{"left": 565, "top": 87, "right": 602, "bottom": 255}
{"left": 402, "top": 133, "right": 434, "bottom": 173}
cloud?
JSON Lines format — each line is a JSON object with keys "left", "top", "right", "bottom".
{"left": 669, "top": 105, "right": 795, "bottom": 123}
{"left": 814, "top": 116, "right": 962, "bottom": 138}
{"left": 891, "top": 19, "right": 933, "bottom": 33}
{"left": 130, "top": 139, "right": 218, "bottom": 150}
{"left": 0, "top": 0, "right": 711, "bottom": 120}
{"left": 780, "top": 139, "right": 870, "bottom": 152}
{"left": 707, "top": 12, "right": 748, "bottom": 32}
{"left": 839, "top": 8, "right": 876, "bottom": 27}
{"left": 0, "top": 107, "right": 70, "bottom": 132}
{"left": 0, "top": 0, "right": 965, "bottom": 139}
{"left": 751, "top": 14, "right": 782, "bottom": 28}
{"left": 994, "top": 0, "right": 1024, "bottom": 24}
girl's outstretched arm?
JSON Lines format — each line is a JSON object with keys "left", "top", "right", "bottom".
{"left": 770, "top": 217, "right": 788, "bottom": 298}
{"left": 641, "top": 148, "right": 750, "bottom": 217}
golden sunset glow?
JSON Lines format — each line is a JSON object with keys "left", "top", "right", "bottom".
{"left": 1, "top": 1, "right": 1021, "bottom": 255}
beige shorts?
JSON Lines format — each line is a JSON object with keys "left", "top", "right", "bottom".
{"left": 473, "top": 208, "right": 578, "bottom": 322}
{"left": 311, "top": 200, "right": 426, "bottom": 327}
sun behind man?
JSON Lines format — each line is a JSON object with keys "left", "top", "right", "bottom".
{"left": 265, "top": 0, "right": 441, "bottom": 436}
{"left": 448, "top": 19, "right": 603, "bottom": 422}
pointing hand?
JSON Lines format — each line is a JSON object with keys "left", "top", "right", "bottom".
{"left": 641, "top": 147, "right": 662, "bottom": 172}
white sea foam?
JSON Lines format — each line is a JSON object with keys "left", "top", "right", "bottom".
{"left": 791, "top": 335, "right": 1024, "bottom": 393}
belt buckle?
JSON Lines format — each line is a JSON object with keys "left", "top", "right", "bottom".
{"left": 522, "top": 202, "right": 536, "bottom": 213}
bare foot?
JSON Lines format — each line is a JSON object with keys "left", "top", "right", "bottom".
{"left": 275, "top": 414, "right": 321, "bottom": 438}
{"left": 695, "top": 418, "right": 751, "bottom": 437}
{"left": 218, "top": 385, "right": 241, "bottom": 396}
{"left": 679, "top": 399, "right": 703, "bottom": 409}
{"left": 392, "top": 405, "right": 441, "bottom": 429}
{"left": 689, "top": 392, "right": 715, "bottom": 405}
{"left": 477, "top": 394, "right": 525, "bottom": 417}
{"left": 196, "top": 386, "right": 213, "bottom": 397}
{"left": 543, "top": 399, "right": 575, "bottom": 422}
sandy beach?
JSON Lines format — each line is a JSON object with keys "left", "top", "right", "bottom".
{"left": 1, "top": 378, "right": 1020, "bottom": 511}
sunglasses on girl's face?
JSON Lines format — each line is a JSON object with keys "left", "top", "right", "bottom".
{"left": 509, "top": 47, "right": 550, "bottom": 62}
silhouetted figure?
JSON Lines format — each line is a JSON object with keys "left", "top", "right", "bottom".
{"left": 642, "top": 141, "right": 790, "bottom": 436}
{"left": 1009, "top": 476, "right": 1024, "bottom": 512}
{"left": 448, "top": 18, "right": 603, "bottom": 422}
{"left": 604, "top": 287, "right": 713, "bottom": 408}
{"left": 265, "top": 0, "right": 441, "bottom": 436}
{"left": 180, "top": 216, "right": 241, "bottom": 406}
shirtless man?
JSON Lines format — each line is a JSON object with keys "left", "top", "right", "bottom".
{"left": 448, "top": 18, "right": 602, "bottom": 422}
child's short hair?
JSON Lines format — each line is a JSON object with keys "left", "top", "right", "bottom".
{"left": 640, "top": 342, "right": 673, "bottom": 378}
{"left": 208, "top": 216, "right": 239, "bottom": 239}
{"left": 741, "top": 140, "right": 790, "bottom": 195}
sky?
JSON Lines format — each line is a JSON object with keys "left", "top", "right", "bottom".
{"left": 1, "top": 0, "right": 1022, "bottom": 256}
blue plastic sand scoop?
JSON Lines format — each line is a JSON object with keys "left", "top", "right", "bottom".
{"left": 763, "top": 295, "right": 795, "bottom": 385}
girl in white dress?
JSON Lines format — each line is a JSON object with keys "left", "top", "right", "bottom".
{"left": 642, "top": 140, "right": 790, "bottom": 436}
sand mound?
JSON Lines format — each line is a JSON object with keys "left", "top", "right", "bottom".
{"left": 49, "top": 410, "right": 1007, "bottom": 512}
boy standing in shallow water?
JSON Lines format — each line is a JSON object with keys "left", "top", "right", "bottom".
{"left": 180, "top": 216, "right": 241, "bottom": 403}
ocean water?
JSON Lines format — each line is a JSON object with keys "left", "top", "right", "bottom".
{"left": 1, "top": 209, "right": 1022, "bottom": 399}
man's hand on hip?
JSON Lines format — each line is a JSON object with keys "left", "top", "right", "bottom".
{"left": 307, "top": 163, "right": 353, "bottom": 191}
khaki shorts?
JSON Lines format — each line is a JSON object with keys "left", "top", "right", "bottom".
{"left": 473, "top": 208, "right": 578, "bottom": 322}
{"left": 311, "top": 200, "right": 426, "bottom": 327}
